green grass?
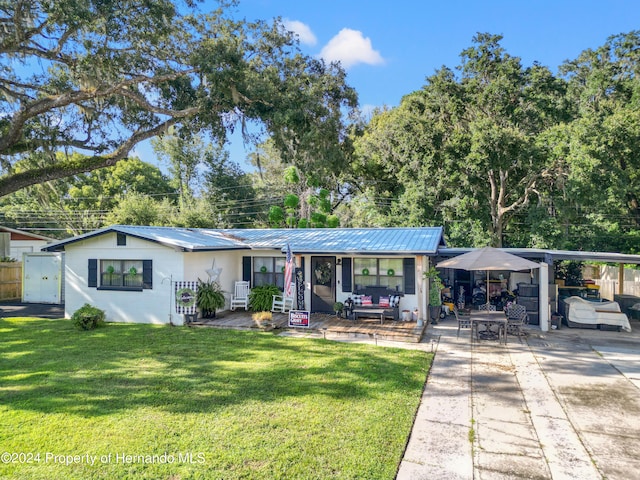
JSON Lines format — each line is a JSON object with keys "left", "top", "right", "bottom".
{"left": 0, "top": 318, "right": 432, "bottom": 480}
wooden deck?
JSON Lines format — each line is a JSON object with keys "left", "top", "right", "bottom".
{"left": 190, "top": 310, "right": 426, "bottom": 343}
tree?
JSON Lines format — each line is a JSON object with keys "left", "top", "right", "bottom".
{"left": 0, "top": 0, "right": 357, "bottom": 197}
{"left": 352, "top": 33, "right": 569, "bottom": 247}
{"left": 0, "top": 154, "right": 173, "bottom": 234}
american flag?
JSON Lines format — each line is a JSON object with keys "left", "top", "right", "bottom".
{"left": 284, "top": 243, "right": 294, "bottom": 297}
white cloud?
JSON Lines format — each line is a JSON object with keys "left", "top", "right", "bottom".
{"left": 282, "top": 19, "right": 317, "bottom": 46}
{"left": 319, "top": 28, "right": 384, "bottom": 69}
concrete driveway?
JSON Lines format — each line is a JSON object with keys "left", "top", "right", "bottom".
{"left": 398, "top": 319, "right": 640, "bottom": 480}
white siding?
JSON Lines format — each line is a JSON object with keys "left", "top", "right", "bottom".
{"left": 64, "top": 233, "right": 184, "bottom": 324}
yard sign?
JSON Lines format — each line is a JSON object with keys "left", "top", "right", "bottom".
{"left": 288, "top": 310, "right": 310, "bottom": 328}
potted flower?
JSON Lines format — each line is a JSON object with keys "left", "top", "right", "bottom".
{"left": 196, "top": 278, "right": 225, "bottom": 318}
{"left": 425, "top": 267, "right": 444, "bottom": 324}
{"left": 333, "top": 301, "right": 344, "bottom": 317}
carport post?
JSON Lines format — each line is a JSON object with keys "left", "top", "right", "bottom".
{"left": 539, "top": 262, "right": 549, "bottom": 332}
{"left": 618, "top": 263, "right": 625, "bottom": 295}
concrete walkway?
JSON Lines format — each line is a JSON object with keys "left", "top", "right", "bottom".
{"left": 397, "top": 319, "right": 640, "bottom": 479}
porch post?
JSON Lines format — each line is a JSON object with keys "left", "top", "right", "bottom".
{"left": 416, "top": 255, "right": 426, "bottom": 324}
{"left": 618, "top": 263, "right": 625, "bottom": 295}
{"left": 539, "top": 262, "right": 549, "bottom": 332}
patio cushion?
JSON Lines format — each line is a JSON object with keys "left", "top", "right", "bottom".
{"left": 390, "top": 295, "right": 400, "bottom": 307}
{"left": 362, "top": 295, "right": 373, "bottom": 306}
{"left": 352, "top": 295, "right": 363, "bottom": 306}
{"left": 379, "top": 296, "right": 390, "bottom": 307}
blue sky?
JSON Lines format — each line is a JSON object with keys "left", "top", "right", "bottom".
{"left": 135, "top": 0, "right": 640, "bottom": 170}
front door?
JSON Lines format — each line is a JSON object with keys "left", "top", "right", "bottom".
{"left": 311, "top": 256, "right": 335, "bottom": 313}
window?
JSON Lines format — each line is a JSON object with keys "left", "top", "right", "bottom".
{"left": 353, "top": 258, "right": 404, "bottom": 291}
{"left": 253, "top": 257, "right": 286, "bottom": 289}
{"left": 100, "top": 260, "right": 144, "bottom": 289}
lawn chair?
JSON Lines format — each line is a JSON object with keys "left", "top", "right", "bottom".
{"left": 454, "top": 306, "right": 472, "bottom": 339}
{"left": 272, "top": 283, "right": 295, "bottom": 313}
{"left": 230, "top": 281, "right": 250, "bottom": 310}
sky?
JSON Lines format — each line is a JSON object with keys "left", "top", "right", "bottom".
{"left": 134, "top": 0, "right": 640, "bottom": 170}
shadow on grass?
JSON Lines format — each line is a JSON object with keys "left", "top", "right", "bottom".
{"left": 0, "top": 318, "right": 430, "bottom": 417}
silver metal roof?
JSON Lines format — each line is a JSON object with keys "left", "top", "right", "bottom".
{"left": 437, "top": 247, "right": 640, "bottom": 265}
{"left": 44, "top": 225, "right": 446, "bottom": 254}
{"left": 225, "top": 227, "right": 446, "bottom": 254}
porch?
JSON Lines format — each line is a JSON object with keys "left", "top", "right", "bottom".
{"left": 189, "top": 310, "right": 427, "bottom": 343}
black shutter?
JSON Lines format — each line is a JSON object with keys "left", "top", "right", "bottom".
{"left": 88, "top": 259, "right": 97, "bottom": 287}
{"left": 242, "top": 256, "right": 252, "bottom": 283}
{"left": 403, "top": 258, "right": 416, "bottom": 294}
{"left": 142, "top": 260, "right": 153, "bottom": 289}
{"left": 342, "top": 258, "right": 352, "bottom": 292}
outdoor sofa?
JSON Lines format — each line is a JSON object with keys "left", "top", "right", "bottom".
{"left": 563, "top": 296, "right": 632, "bottom": 332}
{"left": 350, "top": 286, "right": 401, "bottom": 321}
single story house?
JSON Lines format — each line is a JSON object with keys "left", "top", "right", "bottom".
{"left": 42, "top": 225, "right": 640, "bottom": 331}
{"left": 43, "top": 225, "right": 447, "bottom": 325}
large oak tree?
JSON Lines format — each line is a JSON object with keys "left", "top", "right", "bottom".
{"left": 0, "top": 0, "right": 357, "bottom": 197}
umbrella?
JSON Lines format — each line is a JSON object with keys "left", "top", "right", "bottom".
{"left": 436, "top": 247, "right": 540, "bottom": 308}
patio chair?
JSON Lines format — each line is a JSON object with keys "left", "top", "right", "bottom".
{"left": 230, "top": 281, "right": 250, "bottom": 311}
{"left": 272, "top": 283, "right": 295, "bottom": 313}
{"left": 504, "top": 303, "right": 528, "bottom": 340}
{"left": 454, "top": 307, "right": 472, "bottom": 339}
{"left": 478, "top": 303, "right": 496, "bottom": 311}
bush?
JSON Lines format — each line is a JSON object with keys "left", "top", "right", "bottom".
{"left": 252, "top": 311, "right": 273, "bottom": 327}
{"left": 249, "top": 284, "right": 281, "bottom": 312}
{"left": 196, "top": 278, "right": 226, "bottom": 318}
{"left": 72, "top": 304, "right": 106, "bottom": 330}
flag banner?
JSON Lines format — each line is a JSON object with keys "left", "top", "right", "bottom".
{"left": 284, "top": 243, "right": 294, "bottom": 297}
{"left": 175, "top": 281, "right": 198, "bottom": 314}
{"left": 295, "top": 267, "right": 305, "bottom": 310}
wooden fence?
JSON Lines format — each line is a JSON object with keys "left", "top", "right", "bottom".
{"left": 0, "top": 262, "right": 22, "bottom": 300}
{"left": 595, "top": 265, "right": 640, "bottom": 300}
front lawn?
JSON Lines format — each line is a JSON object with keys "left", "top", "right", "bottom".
{"left": 0, "top": 318, "right": 431, "bottom": 479}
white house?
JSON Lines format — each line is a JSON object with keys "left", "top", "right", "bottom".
{"left": 43, "top": 225, "right": 447, "bottom": 324}
{"left": 0, "top": 226, "right": 55, "bottom": 259}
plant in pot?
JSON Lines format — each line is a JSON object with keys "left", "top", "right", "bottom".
{"left": 333, "top": 301, "right": 344, "bottom": 317}
{"left": 425, "top": 267, "right": 444, "bottom": 325}
{"left": 196, "top": 278, "right": 225, "bottom": 318}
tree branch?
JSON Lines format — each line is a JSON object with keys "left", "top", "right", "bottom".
{"left": 0, "top": 118, "right": 180, "bottom": 197}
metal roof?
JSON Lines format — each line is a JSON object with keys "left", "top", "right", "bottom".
{"left": 225, "top": 227, "right": 446, "bottom": 254}
{"left": 437, "top": 247, "right": 640, "bottom": 265}
{"left": 44, "top": 225, "right": 447, "bottom": 254}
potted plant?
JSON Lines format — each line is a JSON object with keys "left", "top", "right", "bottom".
{"left": 425, "top": 267, "right": 444, "bottom": 324}
{"left": 333, "top": 301, "right": 344, "bottom": 317}
{"left": 196, "top": 278, "right": 225, "bottom": 318}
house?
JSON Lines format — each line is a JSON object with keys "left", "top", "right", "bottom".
{"left": 43, "top": 225, "right": 447, "bottom": 324}
{"left": 0, "top": 226, "right": 55, "bottom": 260}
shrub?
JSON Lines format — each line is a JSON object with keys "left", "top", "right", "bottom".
{"left": 252, "top": 311, "right": 273, "bottom": 327}
{"left": 249, "top": 284, "right": 281, "bottom": 312}
{"left": 196, "top": 278, "right": 226, "bottom": 318}
{"left": 72, "top": 304, "right": 106, "bottom": 330}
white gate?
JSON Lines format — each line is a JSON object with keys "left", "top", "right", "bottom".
{"left": 22, "top": 253, "right": 63, "bottom": 304}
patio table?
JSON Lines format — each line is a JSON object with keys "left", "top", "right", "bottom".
{"left": 471, "top": 311, "right": 507, "bottom": 344}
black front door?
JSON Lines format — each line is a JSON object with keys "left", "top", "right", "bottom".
{"left": 311, "top": 256, "right": 335, "bottom": 313}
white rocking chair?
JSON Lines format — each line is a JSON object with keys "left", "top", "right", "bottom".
{"left": 230, "top": 281, "right": 250, "bottom": 310}
{"left": 272, "top": 284, "right": 295, "bottom": 313}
